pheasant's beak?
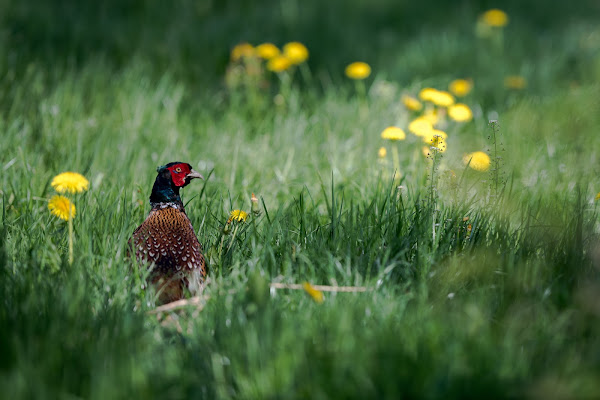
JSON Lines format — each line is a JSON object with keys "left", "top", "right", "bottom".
{"left": 186, "top": 169, "right": 204, "bottom": 181}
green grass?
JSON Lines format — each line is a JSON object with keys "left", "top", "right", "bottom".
{"left": 1, "top": 1, "right": 600, "bottom": 398}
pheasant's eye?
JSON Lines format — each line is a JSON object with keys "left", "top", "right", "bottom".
{"left": 175, "top": 167, "right": 182, "bottom": 173}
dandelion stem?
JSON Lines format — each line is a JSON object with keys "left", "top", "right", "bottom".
{"left": 428, "top": 149, "right": 440, "bottom": 245}
{"left": 488, "top": 120, "right": 504, "bottom": 204}
{"left": 493, "top": 123, "right": 498, "bottom": 197}
{"left": 278, "top": 71, "right": 292, "bottom": 106}
{"left": 226, "top": 224, "right": 240, "bottom": 254}
{"left": 68, "top": 214, "right": 73, "bottom": 265}
{"left": 431, "top": 156, "right": 436, "bottom": 244}
{"left": 432, "top": 213, "right": 436, "bottom": 243}
{"left": 391, "top": 144, "right": 401, "bottom": 180}
{"left": 355, "top": 80, "right": 368, "bottom": 119}
{"left": 299, "top": 63, "right": 313, "bottom": 85}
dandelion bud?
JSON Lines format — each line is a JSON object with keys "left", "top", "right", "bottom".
{"left": 251, "top": 193, "right": 261, "bottom": 216}
{"left": 223, "top": 222, "right": 231, "bottom": 235}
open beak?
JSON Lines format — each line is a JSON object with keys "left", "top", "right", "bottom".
{"left": 186, "top": 169, "right": 204, "bottom": 181}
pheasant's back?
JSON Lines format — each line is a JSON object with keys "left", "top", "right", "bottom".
{"left": 129, "top": 205, "right": 206, "bottom": 301}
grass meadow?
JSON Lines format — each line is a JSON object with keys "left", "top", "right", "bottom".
{"left": 1, "top": 0, "right": 600, "bottom": 398}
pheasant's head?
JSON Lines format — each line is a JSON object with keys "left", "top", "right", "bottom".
{"left": 149, "top": 162, "right": 204, "bottom": 204}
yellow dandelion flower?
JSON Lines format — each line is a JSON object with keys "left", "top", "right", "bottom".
{"left": 504, "top": 75, "right": 527, "bottom": 89}
{"left": 448, "top": 103, "right": 473, "bottom": 122}
{"left": 419, "top": 88, "right": 455, "bottom": 107}
{"left": 595, "top": 192, "right": 600, "bottom": 202}
{"left": 418, "top": 88, "right": 438, "bottom": 102}
{"left": 345, "top": 62, "right": 372, "bottom": 80}
{"left": 283, "top": 42, "right": 309, "bottom": 64}
{"left": 51, "top": 172, "right": 89, "bottom": 194}
{"left": 381, "top": 126, "right": 406, "bottom": 141}
{"left": 408, "top": 117, "right": 434, "bottom": 137}
{"left": 463, "top": 151, "right": 491, "bottom": 171}
{"left": 423, "top": 130, "right": 448, "bottom": 152}
{"left": 231, "top": 42, "right": 255, "bottom": 61}
{"left": 481, "top": 9, "right": 509, "bottom": 28}
{"left": 449, "top": 79, "right": 473, "bottom": 97}
{"left": 430, "top": 134, "right": 447, "bottom": 153}
{"left": 429, "top": 90, "right": 455, "bottom": 107}
{"left": 402, "top": 95, "right": 422, "bottom": 111}
{"left": 48, "top": 195, "right": 76, "bottom": 221}
{"left": 228, "top": 210, "right": 249, "bottom": 223}
{"left": 303, "top": 282, "right": 324, "bottom": 304}
{"left": 378, "top": 147, "right": 387, "bottom": 158}
{"left": 423, "top": 108, "right": 440, "bottom": 125}
{"left": 255, "top": 43, "right": 280, "bottom": 59}
{"left": 267, "top": 55, "right": 292, "bottom": 72}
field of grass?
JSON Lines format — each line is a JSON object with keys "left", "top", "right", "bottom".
{"left": 1, "top": 0, "right": 600, "bottom": 398}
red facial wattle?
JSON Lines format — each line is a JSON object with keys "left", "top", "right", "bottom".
{"left": 166, "top": 163, "right": 192, "bottom": 187}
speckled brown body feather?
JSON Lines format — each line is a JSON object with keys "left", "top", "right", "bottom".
{"left": 129, "top": 203, "right": 206, "bottom": 303}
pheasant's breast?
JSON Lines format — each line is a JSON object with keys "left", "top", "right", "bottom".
{"left": 131, "top": 207, "right": 206, "bottom": 277}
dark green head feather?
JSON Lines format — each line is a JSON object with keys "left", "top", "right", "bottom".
{"left": 150, "top": 164, "right": 182, "bottom": 204}
{"left": 149, "top": 161, "right": 203, "bottom": 205}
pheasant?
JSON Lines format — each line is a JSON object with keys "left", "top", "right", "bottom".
{"left": 129, "top": 162, "right": 206, "bottom": 303}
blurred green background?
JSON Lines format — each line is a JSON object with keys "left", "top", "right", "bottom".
{"left": 2, "top": 0, "right": 599, "bottom": 87}
{"left": 1, "top": 1, "right": 600, "bottom": 399}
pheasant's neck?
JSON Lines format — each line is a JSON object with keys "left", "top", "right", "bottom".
{"left": 150, "top": 201, "right": 185, "bottom": 211}
{"left": 149, "top": 174, "right": 183, "bottom": 207}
